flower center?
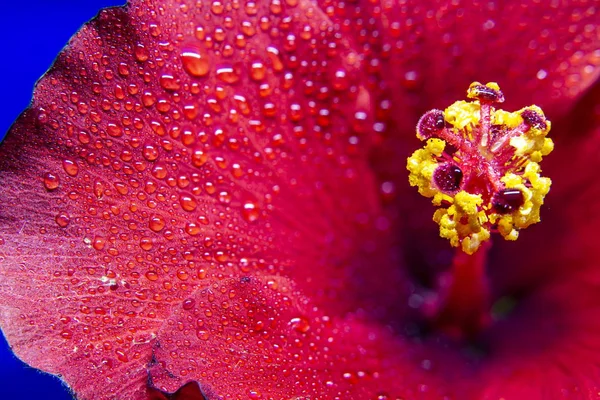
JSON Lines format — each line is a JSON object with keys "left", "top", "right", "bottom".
{"left": 406, "top": 82, "right": 554, "bottom": 338}
{"left": 407, "top": 82, "right": 553, "bottom": 254}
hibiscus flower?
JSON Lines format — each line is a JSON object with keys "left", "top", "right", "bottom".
{"left": 0, "top": 0, "right": 598, "bottom": 399}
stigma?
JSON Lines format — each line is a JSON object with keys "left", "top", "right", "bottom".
{"left": 407, "top": 82, "right": 553, "bottom": 255}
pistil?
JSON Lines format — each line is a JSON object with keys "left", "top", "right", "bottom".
{"left": 407, "top": 82, "right": 554, "bottom": 337}
{"left": 434, "top": 244, "right": 491, "bottom": 339}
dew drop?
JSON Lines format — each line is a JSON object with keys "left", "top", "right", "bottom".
{"left": 196, "top": 330, "right": 210, "bottom": 340}
{"left": 218, "top": 191, "right": 231, "bottom": 204}
{"left": 55, "top": 213, "right": 70, "bottom": 228}
{"left": 115, "top": 349, "right": 129, "bottom": 363}
{"left": 148, "top": 215, "right": 166, "bottom": 232}
{"left": 185, "top": 222, "right": 202, "bottom": 236}
{"left": 159, "top": 73, "right": 180, "bottom": 91}
{"left": 492, "top": 189, "right": 524, "bottom": 214}
{"left": 289, "top": 316, "right": 311, "bottom": 333}
{"left": 107, "top": 123, "right": 123, "bottom": 138}
{"left": 249, "top": 61, "right": 267, "bottom": 81}
{"left": 241, "top": 201, "right": 259, "bottom": 222}
{"left": 142, "top": 144, "right": 159, "bottom": 161}
{"left": 191, "top": 149, "right": 208, "bottom": 167}
{"left": 93, "top": 236, "right": 106, "bottom": 251}
{"left": 134, "top": 43, "right": 149, "bottom": 62}
{"left": 62, "top": 160, "right": 79, "bottom": 177}
{"left": 180, "top": 194, "right": 198, "bottom": 211}
{"left": 60, "top": 330, "right": 73, "bottom": 339}
{"left": 140, "top": 237, "right": 153, "bottom": 251}
{"left": 145, "top": 271, "right": 159, "bottom": 281}
{"left": 216, "top": 65, "right": 240, "bottom": 84}
{"left": 181, "top": 50, "right": 210, "bottom": 77}
{"left": 177, "top": 270, "right": 189, "bottom": 281}
{"left": 43, "top": 172, "right": 60, "bottom": 190}
{"left": 182, "top": 298, "right": 196, "bottom": 310}
{"left": 332, "top": 68, "right": 349, "bottom": 91}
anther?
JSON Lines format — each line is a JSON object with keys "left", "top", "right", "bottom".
{"left": 417, "top": 109, "right": 446, "bottom": 139}
{"left": 433, "top": 164, "right": 463, "bottom": 192}
{"left": 492, "top": 189, "right": 524, "bottom": 214}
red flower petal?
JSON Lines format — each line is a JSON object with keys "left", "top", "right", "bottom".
{"left": 147, "top": 275, "right": 466, "bottom": 398}
{"left": 317, "top": 0, "right": 599, "bottom": 119}
{"left": 1, "top": 0, "right": 599, "bottom": 398}
{"left": 0, "top": 0, "right": 403, "bottom": 398}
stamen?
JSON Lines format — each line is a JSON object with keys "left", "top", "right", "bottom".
{"left": 407, "top": 82, "right": 553, "bottom": 254}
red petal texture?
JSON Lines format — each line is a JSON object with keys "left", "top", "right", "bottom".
{"left": 0, "top": 0, "right": 598, "bottom": 399}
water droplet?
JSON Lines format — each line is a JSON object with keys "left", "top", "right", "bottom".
{"left": 62, "top": 160, "right": 79, "bottom": 177}
{"left": 159, "top": 73, "right": 180, "bottom": 91}
{"left": 216, "top": 64, "right": 240, "bottom": 84}
{"left": 180, "top": 194, "right": 198, "bottom": 211}
{"left": 191, "top": 149, "right": 208, "bottom": 167}
{"left": 177, "top": 270, "right": 189, "bottom": 281}
{"left": 196, "top": 330, "right": 210, "bottom": 340}
{"left": 142, "top": 144, "right": 159, "bottom": 161}
{"left": 93, "top": 236, "right": 106, "bottom": 251}
{"left": 134, "top": 43, "right": 149, "bottom": 62}
{"left": 145, "top": 271, "right": 159, "bottom": 281}
{"left": 289, "top": 316, "right": 311, "bottom": 333}
{"left": 107, "top": 123, "right": 123, "bottom": 138}
{"left": 43, "top": 173, "right": 60, "bottom": 190}
{"left": 60, "top": 330, "right": 73, "bottom": 339}
{"left": 332, "top": 68, "right": 349, "bottom": 91}
{"left": 249, "top": 61, "right": 266, "bottom": 81}
{"left": 149, "top": 215, "right": 166, "bottom": 232}
{"left": 115, "top": 349, "right": 129, "bottom": 362}
{"left": 185, "top": 222, "right": 202, "bottom": 236}
{"left": 218, "top": 191, "right": 231, "bottom": 204}
{"left": 241, "top": 202, "right": 259, "bottom": 222}
{"left": 140, "top": 237, "right": 153, "bottom": 251}
{"left": 182, "top": 298, "right": 196, "bottom": 310}
{"left": 266, "top": 46, "right": 283, "bottom": 72}
{"left": 181, "top": 50, "right": 210, "bottom": 77}
{"left": 55, "top": 213, "right": 70, "bottom": 228}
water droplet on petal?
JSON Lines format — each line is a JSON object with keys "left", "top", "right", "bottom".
{"left": 62, "top": 160, "right": 79, "bottom": 177}
{"left": 145, "top": 271, "right": 159, "bottom": 281}
{"left": 159, "top": 73, "right": 180, "bottom": 91}
{"left": 115, "top": 349, "right": 129, "bottom": 362}
{"left": 180, "top": 194, "right": 198, "bottom": 211}
{"left": 216, "top": 64, "right": 240, "bottom": 84}
{"left": 182, "top": 298, "right": 196, "bottom": 310}
{"left": 60, "top": 330, "right": 73, "bottom": 339}
{"left": 148, "top": 215, "right": 166, "bottom": 232}
{"left": 55, "top": 213, "right": 70, "bottom": 228}
{"left": 241, "top": 201, "right": 259, "bottom": 222}
{"left": 43, "top": 173, "right": 60, "bottom": 190}
{"left": 289, "top": 316, "right": 311, "bottom": 333}
{"left": 181, "top": 50, "right": 210, "bottom": 77}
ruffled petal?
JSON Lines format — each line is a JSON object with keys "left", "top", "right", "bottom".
{"left": 317, "top": 0, "right": 600, "bottom": 120}
{"left": 0, "top": 0, "right": 407, "bottom": 398}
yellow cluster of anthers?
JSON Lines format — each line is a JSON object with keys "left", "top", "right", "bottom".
{"left": 407, "top": 82, "right": 553, "bottom": 254}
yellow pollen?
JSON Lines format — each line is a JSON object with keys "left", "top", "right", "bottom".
{"left": 407, "top": 82, "right": 553, "bottom": 254}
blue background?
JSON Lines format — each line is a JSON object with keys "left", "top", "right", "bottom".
{"left": 0, "top": 2, "right": 125, "bottom": 398}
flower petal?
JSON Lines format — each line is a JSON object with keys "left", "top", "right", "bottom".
{"left": 317, "top": 0, "right": 600, "bottom": 119}
{"left": 147, "top": 275, "right": 469, "bottom": 398}
{"left": 0, "top": 0, "right": 408, "bottom": 398}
